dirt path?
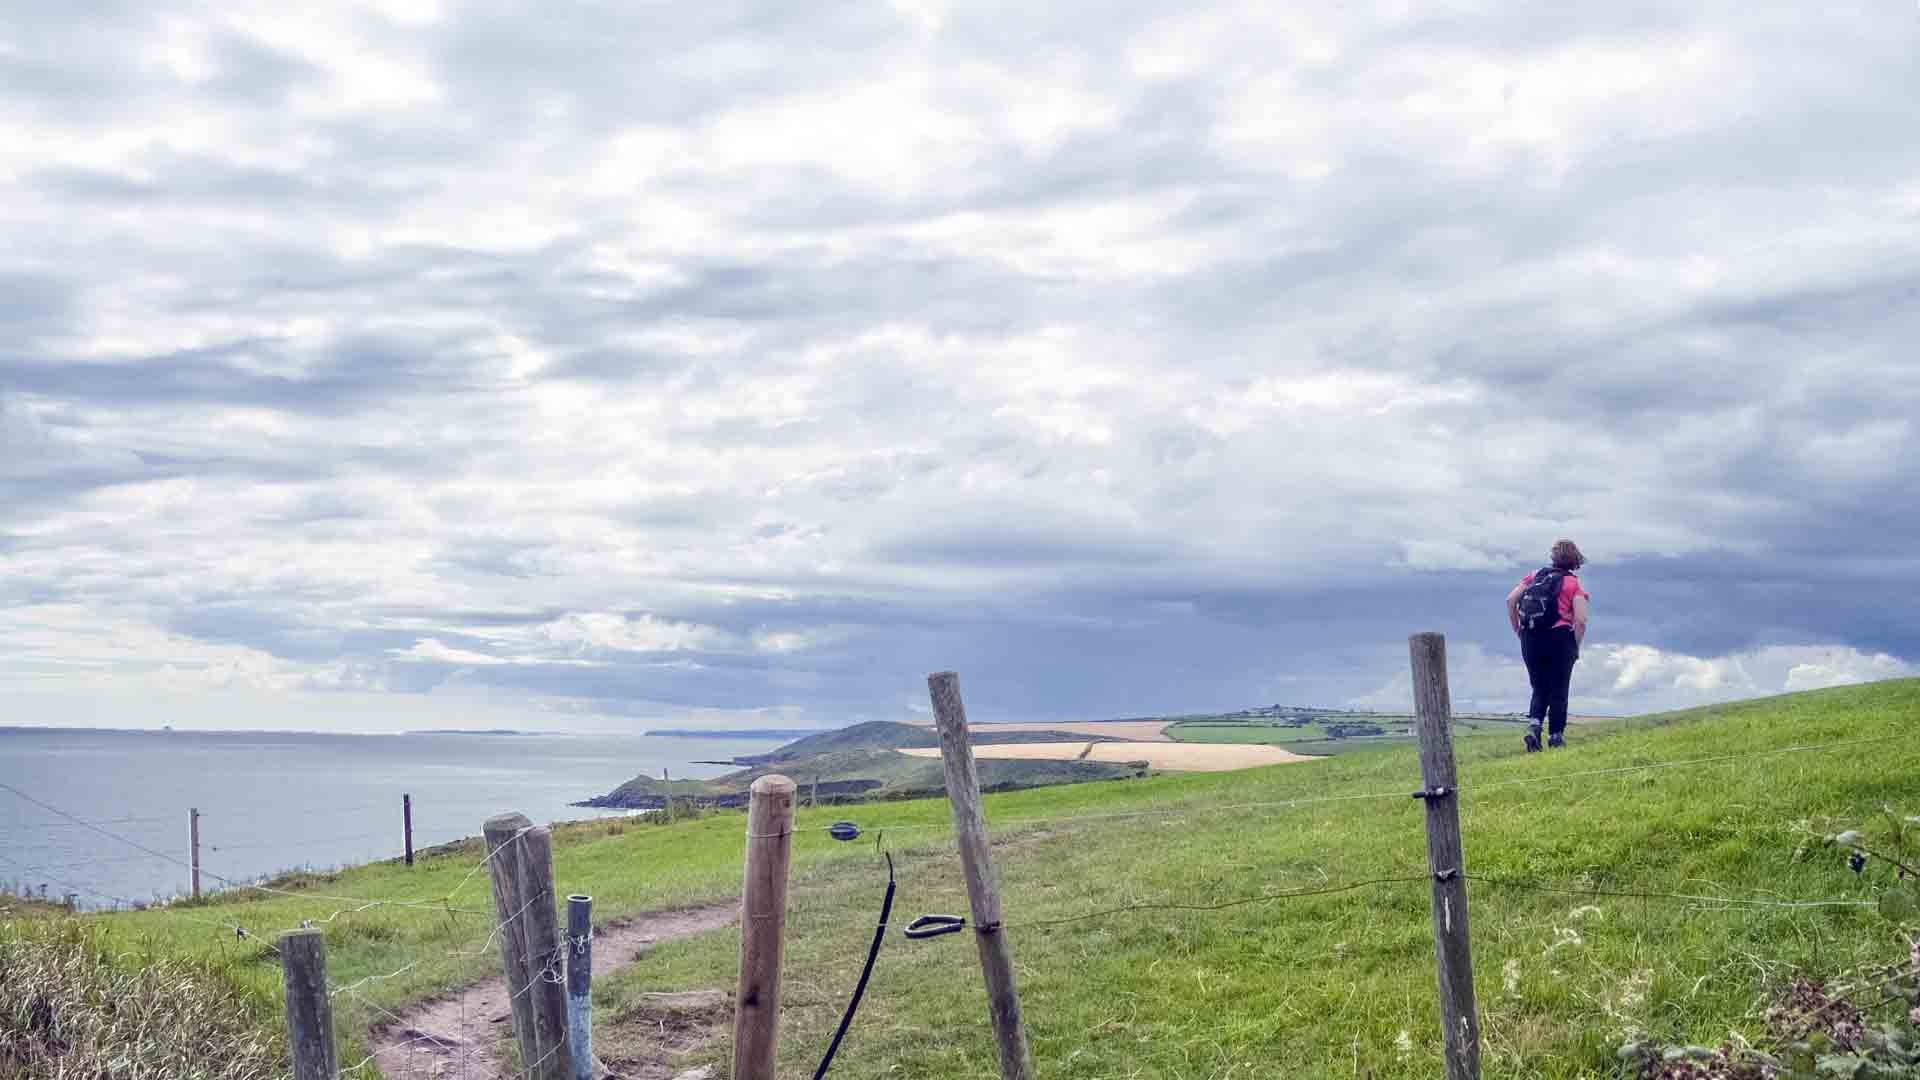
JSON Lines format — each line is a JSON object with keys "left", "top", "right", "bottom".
{"left": 364, "top": 904, "right": 736, "bottom": 1080}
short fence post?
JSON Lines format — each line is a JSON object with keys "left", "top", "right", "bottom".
{"left": 403, "top": 793, "right": 414, "bottom": 866}
{"left": 733, "top": 774, "right": 796, "bottom": 1080}
{"left": 1410, "top": 632, "right": 1482, "bottom": 1080}
{"left": 811, "top": 773, "right": 820, "bottom": 809}
{"left": 188, "top": 807, "right": 201, "bottom": 898}
{"left": 280, "top": 929, "right": 338, "bottom": 1080}
{"left": 485, "top": 813, "right": 541, "bottom": 1072}
{"left": 928, "top": 671, "right": 1034, "bottom": 1080}
{"left": 517, "top": 826, "right": 574, "bottom": 1080}
{"left": 567, "top": 894, "right": 594, "bottom": 1080}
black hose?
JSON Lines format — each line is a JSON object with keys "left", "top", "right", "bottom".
{"left": 813, "top": 851, "right": 895, "bottom": 1080}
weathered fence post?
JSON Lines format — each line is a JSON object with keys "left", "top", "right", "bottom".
{"left": 1410, "top": 633, "right": 1482, "bottom": 1080}
{"left": 280, "top": 929, "right": 338, "bottom": 1080}
{"left": 733, "top": 774, "right": 796, "bottom": 1080}
{"left": 403, "top": 793, "right": 414, "bottom": 866}
{"left": 928, "top": 671, "right": 1034, "bottom": 1080}
{"left": 188, "top": 807, "right": 201, "bottom": 898}
{"left": 664, "top": 768, "right": 675, "bottom": 824}
{"left": 567, "top": 894, "right": 593, "bottom": 1080}
{"left": 485, "top": 813, "right": 541, "bottom": 1073}
{"left": 518, "top": 826, "right": 574, "bottom": 1080}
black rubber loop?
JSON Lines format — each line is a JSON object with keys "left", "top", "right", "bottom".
{"left": 903, "top": 914, "right": 966, "bottom": 940}
{"left": 813, "top": 852, "right": 894, "bottom": 1080}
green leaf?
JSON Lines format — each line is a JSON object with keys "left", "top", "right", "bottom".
{"left": 1878, "top": 881, "right": 1920, "bottom": 923}
{"left": 1814, "top": 1054, "right": 1867, "bottom": 1077}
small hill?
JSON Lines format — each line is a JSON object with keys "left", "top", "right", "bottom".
{"left": 583, "top": 723, "right": 1150, "bottom": 809}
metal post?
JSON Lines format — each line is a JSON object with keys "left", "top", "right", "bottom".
{"left": 733, "top": 775, "right": 796, "bottom": 1080}
{"left": 188, "top": 807, "right": 201, "bottom": 898}
{"left": 1410, "top": 632, "right": 1482, "bottom": 1080}
{"left": 281, "top": 929, "right": 338, "bottom": 1080}
{"left": 403, "top": 793, "right": 414, "bottom": 866}
{"left": 567, "top": 894, "right": 593, "bottom": 1080}
{"left": 928, "top": 671, "right": 1034, "bottom": 1080}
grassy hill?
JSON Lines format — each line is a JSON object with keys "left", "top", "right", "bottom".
{"left": 587, "top": 720, "right": 1142, "bottom": 808}
{"left": 4, "top": 679, "right": 1916, "bottom": 1078}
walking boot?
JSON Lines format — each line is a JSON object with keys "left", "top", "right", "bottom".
{"left": 1524, "top": 727, "right": 1542, "bottom": 753}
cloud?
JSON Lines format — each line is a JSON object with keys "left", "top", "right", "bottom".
{"left": 2, "top": 1, "right": 1916, "bottom": 731}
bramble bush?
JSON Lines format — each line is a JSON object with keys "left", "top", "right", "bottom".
{"left": 1622, "top": 808, "right": 1920, "bottom": 1079}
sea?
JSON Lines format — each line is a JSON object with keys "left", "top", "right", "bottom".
{"left": 0, "top": 727, "right": 788, "bottom": 911}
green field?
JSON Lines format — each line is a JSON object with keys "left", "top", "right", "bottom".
{"left": 5, "top": 681, "right": 1918, "bottom": 1078}
{"left": 1165, "top": 714, "right": 1531, "bottom": 755}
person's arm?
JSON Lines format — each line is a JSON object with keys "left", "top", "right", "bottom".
{"left": 1571, "top": 592, "right": 1590, "bottom": 648}
{"left": 1506, "top": 583, "right": 1525, "bottom": 635}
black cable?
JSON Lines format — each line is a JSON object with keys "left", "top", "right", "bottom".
{"left": 814, "top": 851, "right": 895, "bottom": 1080}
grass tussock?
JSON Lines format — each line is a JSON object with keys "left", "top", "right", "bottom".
{"left": 0, "top": 919, "right": 285, "bottom": 1080}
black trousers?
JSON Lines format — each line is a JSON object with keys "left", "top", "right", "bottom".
{"left": 1520, "top": 627, "right": 1579, "bottom": 735}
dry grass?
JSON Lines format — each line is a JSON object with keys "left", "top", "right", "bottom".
{"left": 904, "top": 720, "right": 1176, "bottom": 741}
{"left": 0, "top": 918, "right": 284, "bottom": 1079}
{"left": 897, "top": 741, "right": 1318, "bottom": 771}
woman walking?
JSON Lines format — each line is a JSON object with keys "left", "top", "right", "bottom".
{"left": 1507, "top": 540, "right": 1590, "bottom": 751}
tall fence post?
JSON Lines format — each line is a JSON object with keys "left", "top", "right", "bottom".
{"left": 1410, "top": 633, "right": 1482, "bottom": 1080}
{"left": 518, "top": 826, "right": 574, "bottom": 1080}
{"left": 664, "top": 768, "right": 675, "bottom": 825}
{"left": 188, "top": 807, "right": 201, "bottom": 898}
{"left": 733, "top": 774, "right": 796, "bottom": 1080}
{"left": 281, "top": 929, "right": 338, "bottom": 1080}
{"left": 567, "top": 894, "right": 593, "bottom": 1080}
{"left": 485, "top": 813, "right": 540, "bottom": 1073}
{"left": 928, "top": 671, "right": 1034, "bottom": 1080}
{"left": 403, "top": 793, "right": 414, "bottom": 867}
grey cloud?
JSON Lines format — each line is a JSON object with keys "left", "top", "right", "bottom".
{"left": 3, "top": 0, "right": 1918, "bottom": 730}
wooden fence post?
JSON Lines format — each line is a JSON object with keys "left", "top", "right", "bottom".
{"left": 664, "top": 768, "right": 675, "bottom": 825}
{"left": 1410, "top": 632, "right": 1482, "bottom": 1080}
{"left": 403, "top": 793, "right": 414, "bottom": 866}
{"left": 517, "top": 826, "right": 574, "bottom": 1080}
{"left": 280, "top": 929, "right": 338, "bottom": 1080}
{"left": 484, "top": 813, "right": 540, "bottom": 1073}
{"left": 733, "top": 774, "right": 796, "bottom": 1080}
{"left": 567, "top": 894, "right": 593, "bottom": 1080}
{"left": 188, "top": 808, "right": 201, "bottom": 898}
{"left": 928, "top": 671, "right": 1034, "bottom": 1080}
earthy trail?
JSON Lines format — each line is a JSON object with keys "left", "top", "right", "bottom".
{"left": 364, "top": 904, "right": 736, "bottom": 1079}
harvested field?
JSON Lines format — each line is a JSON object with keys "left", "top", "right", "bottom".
{"left": 897, "top": 741, "right": 1315, "bottom": 772}
{"left": 906, "top": 720, "right": 1174, "bottom": 741}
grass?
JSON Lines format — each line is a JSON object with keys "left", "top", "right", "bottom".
{"left": 1165, "top": 715, "right": 1531, "bottom": 756}
{"left": 5, "top": 680, "right": 1918, "bottom": 1078}
{"left": 0, "top": 919, "right": 282, "bottom": 1078}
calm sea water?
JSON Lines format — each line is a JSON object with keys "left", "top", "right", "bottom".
{"left": 0, "top": 727, "right": 785, "bottom": 910}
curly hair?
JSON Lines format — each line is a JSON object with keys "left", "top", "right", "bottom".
{"left": 1550, "top": 539, "right": 1586, "bottom": 571}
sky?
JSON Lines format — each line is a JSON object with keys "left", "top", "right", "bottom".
{"left": 2, "top": 2, "right": 1916, "bottom": 733}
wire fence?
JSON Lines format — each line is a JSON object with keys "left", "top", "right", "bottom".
{"left": 2, "top": 703, "right": 1914, "bottom": 1080}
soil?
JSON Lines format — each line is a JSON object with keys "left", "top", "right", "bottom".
{"left": 899, "top": 741, "right": 1318, "bottom": 771}
{"left": 362, "top": 904, "right": 736, "bottom": 1079}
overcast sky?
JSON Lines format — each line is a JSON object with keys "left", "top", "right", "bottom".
{"left": 3, "top": 2, "right": 1916, "bottom": 733}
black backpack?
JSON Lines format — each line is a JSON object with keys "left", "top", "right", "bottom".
{"left": 1515, "top": 567, "right": 1566, "bottom": 632}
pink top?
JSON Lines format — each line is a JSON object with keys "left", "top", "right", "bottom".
{"left": 1520, "top": 570, "right": 1588, "bottom": 630}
